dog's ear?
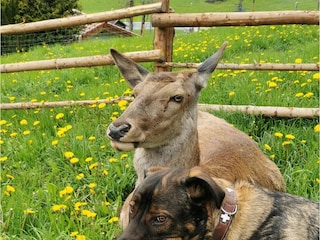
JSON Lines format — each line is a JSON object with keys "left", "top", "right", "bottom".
{"left": 185, "top": 167, "right": 225, "bottom": 208}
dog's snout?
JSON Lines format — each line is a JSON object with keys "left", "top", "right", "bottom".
{"left": 108, "top": 123, "right": 131, "bottom": 141}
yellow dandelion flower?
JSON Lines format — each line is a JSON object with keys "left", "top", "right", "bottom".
{"left": 76, "top": 173, "right": 84, "bottom": 180}
{"left": 120, "top": 154, "right": 128, "bottom": 160}
{"left": 33, "top": 121, "right": 40, "bottom": 126}
{"left": 88, "top": 136, "right": 96, "bottom": 141}
{"left": 316, "top": 178, "right": 320, "bottom": 184}
{"left": 109, "top": 157, "right": 117, "bottom": 163}
{"left": 304, "top": 92, "right": 314, "bottom": 98}
{"left": 65, "top": 186, "right": 73, "bottom": 194}
{"left": 6, "top": 185, "right": 15, "bottom": 193}
{"left": 56, "top": 113, "right": 64, "bottom": 119}
{"left": 80, "top": 92, "right": 85, "bottom": 97}
{"left": 76, "top": 135, "right": 84, "bottom": 140}
{"left": 81, "top": 209, "right": 97, "bottom": 218}
{"left": 20, "top": 119, "right": 28, "bottom": 125}
{"left": 108, "top": 216, "right": 119, "bottom": 223}
{"left": 85, "top": 157, "right": 93, "bottom": 162}
{"left": 70, "top": 157, "right": 79, "bottom": 164}
{"left": 0, "top": 140, "right": 4, "bottom": 145}
{"left": 89, "top": 162, "right": 98, "bottom": 170}
{"left": 267, "top": 81, "right": 277, "bottom": 88}
{"left": 59, "top": 189, "right": 67, "bottom": 197}
{"left": 270, "top": 154, "right": 275, "bottom": 159}
{"left": 118, "top": 100, "right": 128, "bottom": 108}
{"left": 313, "top": 72, "right": 319, "bottom": 79}
{"left": 64, "top": 152, "right": 74, "bottom": 159}
{"left": 285, "top": 134, "right": 295, "bottom": 140}
{"left": 98, "top": 103, "right": 106, "bottom": 109}
{"left": 294, "top": 58, "right": 302, "bottom": 64}
{"left": 264, "top": 144, "right": 271, "bottom": 151}
{"left": 51, "top": 140, "right": 58, "bottom": 146}
{"left": 301, "top": 140, "right": 307, "bottom": 144}
{"left": 125, "top": 164, "right": 130, "bottom": 169}
{"left": 274, "top": 132, "right": 283, "bottom": 138}
{"left": 70, "top": 231, "right": 79, "bottom": 237}
{"left": 51, "top": 204, "right": 67, "bottom": 212}
{"left": 282, "top": 141, "right": 291, "bottom": 146}
{"left": 100, "top": 145, "right": 106, "bottom": 149}
{"left": 104, "top": 201, "right": 110, "bottom": 206}
{"left": 103, "top": 170, "right": 108, "bottom": 175}
{"left": 6, "top": 174, "right": 14, "bottom": 179}
{"left": 24, "top": 209, "right": 35, "bottom": 214}
{"left": 314, "top": 124, "right": 320, "bottom": 132}
{"left": 89, "top": 183, "right": 97, "bottom": 189}
{"left": 76, "top": 235, "right": 86, "bottom": 240}
{"left": 0, "top": 156, "right": 8, "bottom": 162}
{"left": 74, "top": 202, "right": 87, "bottom": 211}
{"left": 295, "top": 92, "right": 304, "bottom": 98}
{"left": 0, "top": 120, "right": 7, "bottom": 125}
{"left": 23, "top": 130, "right": 30, "bottom": 135}
{"left": 228, "top": 91, "right": 235, "bottom": 96}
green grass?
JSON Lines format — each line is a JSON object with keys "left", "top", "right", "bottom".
{"left": 1, "top": 1, "right": 319, "bottom": 239}
{"left": 78, "top": 0, "right": 318, "bottom": 13}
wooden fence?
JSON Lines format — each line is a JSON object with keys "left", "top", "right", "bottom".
{"left": 1, "top": 0, "right": 319, "bottom": 118}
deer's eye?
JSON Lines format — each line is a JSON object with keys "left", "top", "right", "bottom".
{"left": 170, "top": 95, "right": 183, "bottom": 103}
{"left": 152, "top": 215, "right": 167, "bottom": 226}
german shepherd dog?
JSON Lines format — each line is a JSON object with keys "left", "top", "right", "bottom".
{"left": 118, "top": 167, "right": 319, "bottom": 240}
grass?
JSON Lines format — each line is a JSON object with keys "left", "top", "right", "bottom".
{"left": 1, "top": 1, "right": 319, "bottom": 239}
{"left": 78, "top": 0, "right": 319, "bottom": 13}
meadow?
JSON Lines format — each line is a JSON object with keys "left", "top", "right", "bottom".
{"left": 0, "top": 2, "right": 319, "bottom": 240}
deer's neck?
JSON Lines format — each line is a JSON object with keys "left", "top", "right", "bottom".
{"left": 134, "top": 117, "right": 200, "bottom": 185}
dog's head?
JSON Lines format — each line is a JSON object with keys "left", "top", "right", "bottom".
{"left": 118, "top": 166, "right": 225, "bottom": 240}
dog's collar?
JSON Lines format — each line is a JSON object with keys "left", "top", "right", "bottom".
{"left": 213, "top": 187, "right": 238, "bottom": 240}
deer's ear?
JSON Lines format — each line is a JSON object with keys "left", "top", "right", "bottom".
{"left": 110, "top": 49, "right": 150, "bottom": 87}
{"left": 185, "top": 167, "right": 225, "bottom": 209}
{"left": 196, "top": 41, "right": 228, "bottom": 88}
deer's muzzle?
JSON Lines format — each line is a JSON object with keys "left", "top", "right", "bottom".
{"left": 107, "top": 123, "right": 131, "bottom": 141}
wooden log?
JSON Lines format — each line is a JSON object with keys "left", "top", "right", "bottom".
{"left": 0, "top": 50, "right": 162, "bottom": 73}
{"left": 151, "top": 11, "right": 320, "bottom": 27}
{"left": 1, "top": 99, "right": 318, "bottom": 118}
{"left": 198, "top": 104, "right": 320, "bottom": 118}
{"left": 0, "top": 97, "right": 133, "bottom": 110}
{"left": 154, "top": 0, "right": 174, "bottom": 72}
{"left": 156, "top": 62, "right": 320, "bottom": 71}
{"left": 0, "top": 2, "right": 164, "bottom": 35}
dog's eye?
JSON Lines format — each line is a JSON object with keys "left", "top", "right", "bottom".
{"left": 152, "top": 215, "right": 167, "bottom": 225}
{"left": 170, "top": 95, "right": 183, "bottom": 103}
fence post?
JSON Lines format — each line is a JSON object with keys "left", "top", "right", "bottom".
{"left": 154, "top": 0, "right": 174, "bottom": 72}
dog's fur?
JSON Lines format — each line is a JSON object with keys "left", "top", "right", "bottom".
{"left": 118, "top": 167, "right": 319, "bottom": 240}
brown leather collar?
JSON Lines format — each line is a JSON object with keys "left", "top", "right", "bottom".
{"left": 213, "top": 187, "right": 238, "bottom": 240}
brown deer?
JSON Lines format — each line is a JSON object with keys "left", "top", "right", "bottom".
{"left": 107, "top": 42, "right": 285, "bottom": 227}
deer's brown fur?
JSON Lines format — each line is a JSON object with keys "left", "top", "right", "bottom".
{"left": 107, "top": 42, "right": 285, "bottom": 228}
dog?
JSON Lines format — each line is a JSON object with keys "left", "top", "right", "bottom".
{"left": 118, "top": 166, "right": 319, "bottom": 240}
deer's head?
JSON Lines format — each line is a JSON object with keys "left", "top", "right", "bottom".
{"left": 107, "top": 42, "right": 228, "bottom": 151}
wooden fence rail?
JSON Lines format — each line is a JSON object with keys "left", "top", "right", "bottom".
{"left": 0, "top": 50, "right": 162, "bottom": 73}
{"left": 151, "top": 11, "right": 320, "bottom": 27}
{"left": 0, "top": 2, "right": 164, "bottom": 35}
{"left": 1, "top": 98, "right": 319, "bottom": 118}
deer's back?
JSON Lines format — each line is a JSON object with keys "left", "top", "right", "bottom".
{"left": 197, "top": 111, "right": 285, "bottom": 191}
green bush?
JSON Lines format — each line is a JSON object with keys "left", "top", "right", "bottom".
{"left": 1, "top": 0, "right": 82, "bottom": 54}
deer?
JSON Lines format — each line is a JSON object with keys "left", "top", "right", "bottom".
{"left": 106, "top": 42, "right": 286, "bottom": 228}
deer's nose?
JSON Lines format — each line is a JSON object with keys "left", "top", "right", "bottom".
{"left": 108, "top": 123, "right": 131, "bottom": 141}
